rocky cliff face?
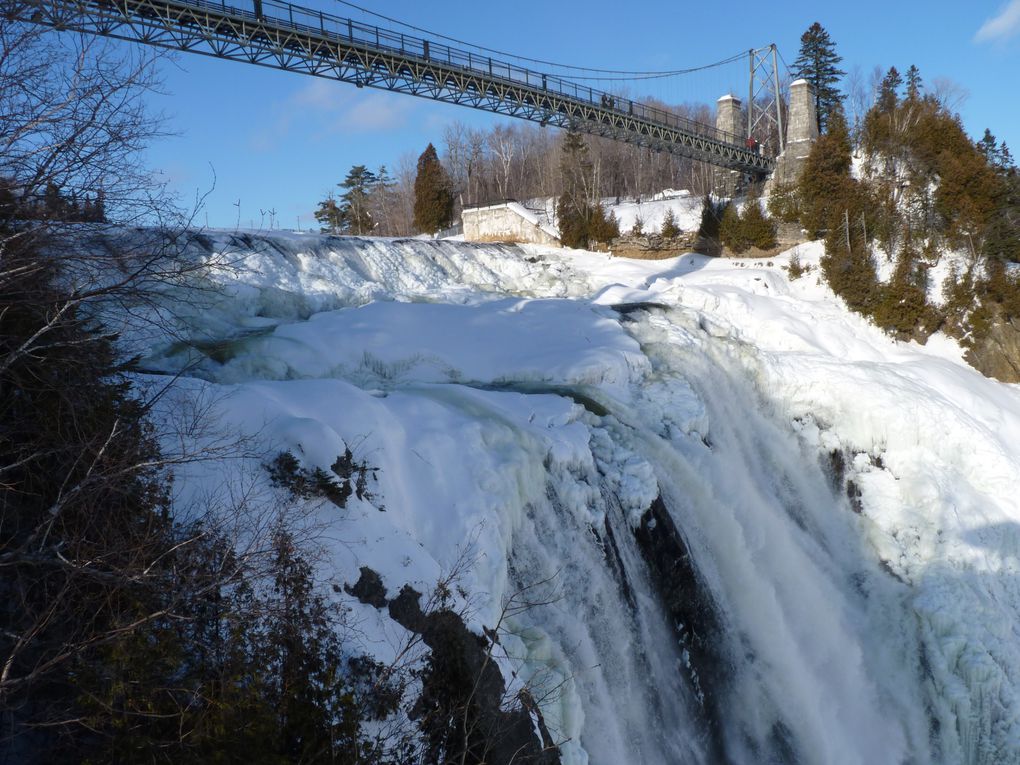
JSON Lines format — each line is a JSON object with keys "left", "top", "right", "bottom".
{"left": 966, "top": 312, "right": 1020, "bottom": 383}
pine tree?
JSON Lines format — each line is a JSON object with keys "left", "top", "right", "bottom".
{"left": 1000, "top": 143, "right": 1015, "bottom": 172}
{"left": 314, "top": 192, "right": 343, "bottom": 234}
{"left": 977, "top": 128, "right": 999, "bottom": 164}
{"left": 877, "top": 67, "right": 902, "bottom": 113}
{"left": 413, "top": 143, "right": 454, "bottom": 234}
{"left": 557, "top": 131, "right": 594, "bottom": 248}
{"left": 0, "top": 228, "right": 183, "bottom": 758}
{"left": 559, "top": 130, "right": 593, "bottom": 208}
{"left": 719, "top": 194, "right": 777, "bottom": 254}
{"left": 660, "top": 208, "right": 680, "bottom": 238}
{"left": 339, "top": 164, "right": 377, "bottom": 235}
{"left": 797, "top": 105, "right": 855, "bottom": 236}
{"left": 93, "top": 188, "right": 106, "bottom": 222}
{"left": 588, "top": 204, "right": 620, "bottom": 244}
{"left": 697, "top": 196, "right": 726, "bottom": 253}
{"left": 792, "top": 22, "right": 846, "bottom": 133}
{"left": 43, "top": 182, "right": 65, "bottom": 219}
{"left": 263, "top": 530, "right": 346, "bottom": 759}
{"left": 371, "top": 164, "right": 399, "bottom": 235}
{"left": 905, "top": 64, "right": 923, "bottom": 101}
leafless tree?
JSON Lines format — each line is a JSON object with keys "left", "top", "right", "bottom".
{"left": 931, "top": 77, "right": 969, "bottom": 114}
{"left": 0, "top": 15, "right": 276, "bottom": 752}
{"left": 487, "top": 124, "right": 518, "bottom": 201}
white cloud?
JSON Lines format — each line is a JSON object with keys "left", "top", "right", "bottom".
{"left": 975, "top": 0, "right": 1020, "bottom": 43}
{"left": 248, "top": 81, "right": 415, "bottom": 152}
{"left": 291, "top": 78, "right": 340, "bottom": 110}
{"left": 332, "top": 92, "right": 414, "bottom": 132}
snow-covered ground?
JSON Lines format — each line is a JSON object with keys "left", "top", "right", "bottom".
{"left": 131, "top": 229, "right": 1020, "bottom": 765}
{"left": 606, "top": 190, "right": 703, "bottom": 234}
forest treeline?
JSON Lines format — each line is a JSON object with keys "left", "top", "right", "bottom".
{"left": 314, "top": 101, "right": 723, "bottom": 238}
{"left": 771, "top": 56, "right": 1019, "bottom": 367}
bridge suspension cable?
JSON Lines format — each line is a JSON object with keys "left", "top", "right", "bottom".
{"left": 329, "top": 0, "right": 749, "bottom": 79}
{"left": 12, "top": 0, "right": 776, "bottom": 175}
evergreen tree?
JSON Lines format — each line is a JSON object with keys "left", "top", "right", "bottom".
{"left": 413, "top": 143, "right": 454, "bottom": 234}
{"left": 554, "top": 131, "right": 617, "bottom": 248}
{"left": 719, "top": 194, "right": 777, "bottom": 254}
{"left": 0, "top": 227, "right": 181, "bottom": 758}
{"left": 977, "top": 128, "right": 999, "bottom": 164}
{"left": 339, "top": 164, "right": 377, "bottom": 235}
{"left": 905, "top": 64, "right": 923, "bottom": 101}
{"left": 314, "top": 192, "right": 343, "bottom": 234}
{"left": 557, "top": 131, "right": 595, "bottom": 248}
{"left": 797, "top": 105, "right": 855, "bottom": 236}
{"left": 93, "top": 188, "right": 106, "bottom": 222}
{"left": 42, "top": 181, "right": 64, "bottom": 218}
{"left": 370, "top": 165, "right": 404, "bottom": 236}
{"left": 588, "top": 204, "right": 620, "bottom": 244}
{"left": 660, "top": 208, "right": 680, "bottom": 238}
{"left": 792, "top": 22, "right": 846, "bottom": 133}
{"left": 872, "top": 239, "right": 936, "bottom": 337}
{"left": 979, "top": 130, "right": 1017, "bottom": 174}
{"left": 1000, "top": 143, "right": 1015, "bottom": 172}
{"left": 697, "top": 196, "right": 726, "bottom": 254}
{"left": 982, "top": 132, "right": 1020, "bottom": 265}
{"left": 254, "top": 529, "right": 366, "bottom": 762}
{"left": 559, "top": 130, "right": 593, "bottom": 207}
{"left": 877, "top": 67, "right": 902, "bottom": 113}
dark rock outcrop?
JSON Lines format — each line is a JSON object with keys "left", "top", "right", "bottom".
{"left": 349, "top": 573, "right": 560, "bottom": 765}
{"left": 345, "top": 566, "right": 388, "bottom": 609}
{"left": 633, "top": 496, "right": 728, "bottom": 762}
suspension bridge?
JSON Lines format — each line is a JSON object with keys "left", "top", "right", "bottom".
{"left": 12, "top": 0, "right": 785, "bottom": 177}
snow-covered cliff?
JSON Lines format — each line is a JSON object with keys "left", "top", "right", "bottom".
{"left": 132, "top": 231, "right": 1020, "bottom": 764}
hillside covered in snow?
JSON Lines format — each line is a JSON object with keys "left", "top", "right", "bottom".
{"left": 124, "top": 229, "right": 1020, "bottom": 765}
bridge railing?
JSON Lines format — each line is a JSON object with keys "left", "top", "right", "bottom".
{"left": 144, "top": 0, "right": 756, "bottom": 153}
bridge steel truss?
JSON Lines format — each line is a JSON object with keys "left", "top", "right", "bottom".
{"left": 11, "top": 0, "right": 775, "bottom": 177}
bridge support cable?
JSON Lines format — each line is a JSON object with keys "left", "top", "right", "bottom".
{"left": 746, "top": 44, "right": 785, "bottom": 156}
{"left": 11, "top": 0, "right": 774, "bottom": 176}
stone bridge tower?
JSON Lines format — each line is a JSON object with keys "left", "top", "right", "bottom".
{"left": 768, "top": 79, "right": 818, "bottom": 188}
{"left": 714, "top": 94, "right": 744, "bottom": 197}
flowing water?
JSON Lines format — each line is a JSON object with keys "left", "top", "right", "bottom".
{"left": 490, "top": 306, "right": 936, "bottom": 765}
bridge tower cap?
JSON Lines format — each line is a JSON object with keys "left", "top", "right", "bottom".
{"left": 717, "top": 93, "right": 741, "bottom": 103}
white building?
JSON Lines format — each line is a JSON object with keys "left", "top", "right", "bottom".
{"left": 462, "top": 201, "right": 560, "bottom": 246}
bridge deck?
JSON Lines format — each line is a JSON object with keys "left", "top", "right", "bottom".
{"left": 14, "top": 0, "right": 774, "bottom": 176}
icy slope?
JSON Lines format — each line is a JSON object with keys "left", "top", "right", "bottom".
{"left": 142, "top": 231, "right": 1020, "bottom": 765}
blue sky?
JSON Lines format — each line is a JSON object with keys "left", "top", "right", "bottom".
{"left": 131, "top": 0, "right": 1020, "bottom": 228}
